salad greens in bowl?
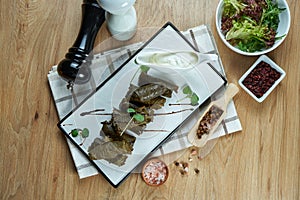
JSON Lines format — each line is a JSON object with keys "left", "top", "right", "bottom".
{"left": 216, "top": 0, "right": 290, "bottom": 56}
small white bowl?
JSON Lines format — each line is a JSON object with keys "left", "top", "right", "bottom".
{"left": 238, "top": 55, "right": 286, "bottom": 102}
{"left": 215, "top": 0, "right": 291, "bottom": 56}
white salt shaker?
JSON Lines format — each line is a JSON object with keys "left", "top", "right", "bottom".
{"left": 96, "top": 0, "right": 137, "bottom": 41}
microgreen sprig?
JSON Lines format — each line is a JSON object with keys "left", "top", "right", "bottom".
{"left": 127, "top": 108, "right": 145, "bottom": 122}
{"left": 130, "top": 65, "right": 150, "bottom": 84}
{"left": 70, "top": 128, "right": 90, "bottom": 145}
{"left": 177, "top": 85, "right": 199, "bottom": 106}
{"left": 120, "top": 108, "right": 145, "bottom": 136}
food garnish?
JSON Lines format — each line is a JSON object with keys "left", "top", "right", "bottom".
{"left": 177, "top": 85, "right": 199, "bottom": 106}
{"left": 70, "top": 128, "right": 90, "bottom": 146}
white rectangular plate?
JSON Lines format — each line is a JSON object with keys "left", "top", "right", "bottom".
{"left": 58, "top": 22, "right": 226, "bottom": 187}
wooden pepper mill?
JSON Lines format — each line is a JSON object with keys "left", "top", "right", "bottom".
{"left": 57, "top": 0, "right": 105, "bottom": 84}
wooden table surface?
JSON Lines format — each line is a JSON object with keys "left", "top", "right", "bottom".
{"left": 1, "top": 0, "right": 299, "bottom": 199}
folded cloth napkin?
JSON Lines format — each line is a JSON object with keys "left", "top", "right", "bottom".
{"left": 48, "top": 24, "right": 242, "bottom": 179}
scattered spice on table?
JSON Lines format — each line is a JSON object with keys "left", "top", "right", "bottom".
{"left": 190, "top": 148, "right": 198, "bottom": 156}
{"left": 173, "top": 148, "right": 202, "bottom": 176}
{"left": 242, "top": 61, "right": 281, "bottom": 98}
{"left": 174, "top": 161, "right": 189, "bottom": 176}
{"left": 194, "top": 168, "right": 200, "bottom": 174}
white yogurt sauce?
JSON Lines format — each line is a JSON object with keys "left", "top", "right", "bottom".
{"left": 145, "top": 52, "right": 198, "bottom": 68}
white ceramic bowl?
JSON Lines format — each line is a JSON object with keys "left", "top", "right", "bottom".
{"left": 215, "top": 0, "right": 291, "bottom": 56}
{"left": 238, "top": 55, "right": 286, "bottom": 102}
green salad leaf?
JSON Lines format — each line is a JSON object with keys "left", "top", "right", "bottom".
{"left": 221, "top": 0, "right": 286, "bottom": 52}
{"left": 223, "top": 0, "right": 246, "bottom": 17}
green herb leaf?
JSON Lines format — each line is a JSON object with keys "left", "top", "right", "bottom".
{"left": 190, "top": 93, "right": 199, "bottom": 106}
{"left": 71, "top": 129, "right": 79, "bottom": 137}
{"left": 178, "top": 85, "right": 199, "bottom": 105}
{"left": 81, "top": 128, "right": 89, "bottom": 138}
{"left": 133, "top": 114, "right": 145, "bottom": 122}
{"left": 127, "top": 108, "right": 136, "bottom": 113}
{"left": 183, "top": 86, "right": 192, "bottom": 95}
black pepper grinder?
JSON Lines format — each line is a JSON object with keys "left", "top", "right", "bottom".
{"left": 57, "top": 0, "right": 105, "bottom": 85}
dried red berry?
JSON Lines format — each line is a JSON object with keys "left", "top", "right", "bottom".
{"left": 242, "top": 61, "right": 281, "bottom": 98}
